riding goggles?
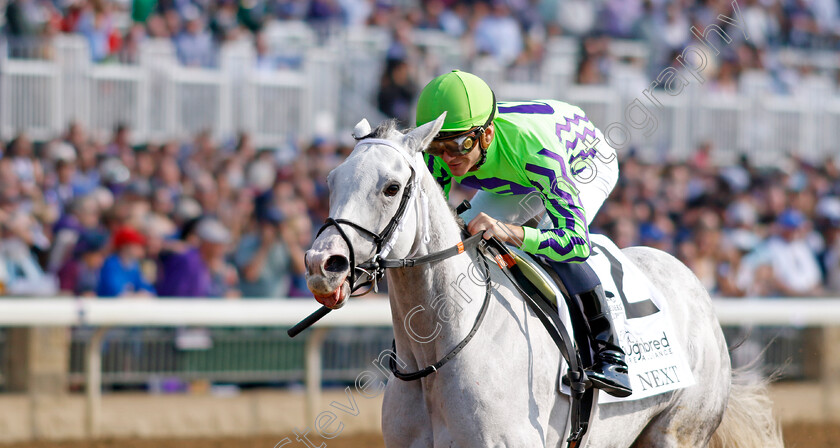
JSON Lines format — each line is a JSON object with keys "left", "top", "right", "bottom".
{"left": 426, "top": 128, "right": 482, "bottom": 158}
{"left": 426, "top": 90, "right": 497, "bottom": 159}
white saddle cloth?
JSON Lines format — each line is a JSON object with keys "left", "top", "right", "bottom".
{"left": 513, "top": 234, "right": 696, "bottom": 403}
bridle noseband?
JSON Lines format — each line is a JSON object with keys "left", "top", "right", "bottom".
{"left": 316, "top": 166, "right": 417, "bottom": 295}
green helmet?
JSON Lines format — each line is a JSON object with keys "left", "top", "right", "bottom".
{"left": 415, "top": 70, "right": 496, "bottom": 133}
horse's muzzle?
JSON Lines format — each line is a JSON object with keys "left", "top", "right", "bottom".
{"left": 312, "top": 280, "right": 350, "bottom": 309}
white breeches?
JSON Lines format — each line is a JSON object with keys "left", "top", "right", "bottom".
{"left": 461, "top": 130, "right": 619, "bottom": 229}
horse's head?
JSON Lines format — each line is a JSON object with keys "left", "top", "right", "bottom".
{"left": 305, "top": 114, "right": 446, "bottom": 308}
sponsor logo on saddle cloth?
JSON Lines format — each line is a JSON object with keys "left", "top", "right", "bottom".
{"left": 560, "top": 235, "right": 695, "bottom": 404}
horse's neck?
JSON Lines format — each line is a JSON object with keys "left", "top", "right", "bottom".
{"left": 386, "top": 171, "right": 488, "bottom": 369}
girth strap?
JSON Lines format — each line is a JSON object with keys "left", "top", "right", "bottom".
{"left": 481, "top": 238, "right": 594, "bottom": 447}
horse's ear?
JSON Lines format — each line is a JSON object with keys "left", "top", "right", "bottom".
{"left": 403, "top": 112, "right": 446, "bottom": 154}
{"left": 353, "top": 119, "right": 372, "bottom": 139}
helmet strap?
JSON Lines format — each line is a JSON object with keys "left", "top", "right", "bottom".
{"left": 471, "top": 129, "right": 489, "bottom": 171}
{"left": 472, "top": 146, "right": 488, "bottom": 171}
{"left": 471, "top": 90, "right": 495, "bottom": 171}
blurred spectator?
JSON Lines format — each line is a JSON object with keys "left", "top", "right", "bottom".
{"left": 234, "top": 207, "right": 301, "bottom": 298}
{"left": 75, "top": 0, "right": 122, "bottom": 62}
{"left": 5, "top": 0, "right": 51, "bottom": 37}
{"left": 254, "top": 32, "right": 278, "bottom": 71}
{"left": 820, "top": 197, "right": 840, "bottom": 292}
{"left": 97, "top": 226, "right": 155, "bottom": 297}
{"left": 602, "top": 0, "right": 643, "bottom": 38}
{"left": 0, "top": 211, "right": 57, "bottom": 296}
{"left": 764, "top": 209, "right": 823, "bottom": 296}
{"left": 174, "top": 9, "right": 216, "bottom": 67}
{"left": 106, "top": 123, "right": 133, "bottom": 157}
{"left": 57, "top": 229, "right": 108, "bottom": 296}
{"left": 48, "top": 194, "right": 101, "bottom": 273}
{"left": 209, "top": 0, "right": 242, "bottom": 42}
{"left": 377, "top": 59, "right": 418, "bottom": 127}
{"left": 43, "top": 145, "right": 80, "bottom": 216}
{"left": 156, "top": 217, "right": 237, "bottom": 297}
{"left": 6, "top": 133, "right": 43, "bottom": 201}
{"left": 285, "top": 211, "right": 312, "bottom": 297}
{"left": 577, "top": 55, "right": 605, "bottom": 85}
{"left": 473, "top": 1, "right": 523, "bottom": 67}
{"left": 418, "top": 0, "right": 466, "bottom": 37}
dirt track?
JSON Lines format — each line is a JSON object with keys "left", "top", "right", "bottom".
{"left": 1, "top": 423, "right": 837, "bottom": 448}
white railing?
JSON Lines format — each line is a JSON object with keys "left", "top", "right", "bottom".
{"left": 0, "top": 297, "right": 837, "bottom": 437}
{"left": 0, "top": 58, "right": 62, "bottom": 141}
{"left": 0, "top": 36, "right": 312, "bottom": 146}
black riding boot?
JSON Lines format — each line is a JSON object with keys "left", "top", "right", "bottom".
{"left": 577, "top": 285, "right": 632, "bottom": 398}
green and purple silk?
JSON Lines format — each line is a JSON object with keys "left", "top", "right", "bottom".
{"left": 424, "top": 100, "right": 598, "bottom": 262}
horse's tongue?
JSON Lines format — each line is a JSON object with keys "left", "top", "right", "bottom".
{"left": 315, "top": 286, "right": 345, "bottom": 309}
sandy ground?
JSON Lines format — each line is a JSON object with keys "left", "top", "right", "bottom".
{"left": 0, "top": 423, "right": 836, "bottom": 448}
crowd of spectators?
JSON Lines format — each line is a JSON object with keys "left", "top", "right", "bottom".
{"left": 0, "top": 123, "right": 329, "bottom": 298}
{"left": 0, "top": 119, "right": 839, "bottom": 299}
{"left": 591, "top": 146, "right": 840, "bottom": 297}
{"left": 4, "top": 0, "right": 840, "bottom": 90}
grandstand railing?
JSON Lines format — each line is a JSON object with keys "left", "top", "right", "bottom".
{"left": 3, "top": 31, "right": 840, "bottom": 161}
{"left": 0, "top": 298, "right": 837, "bottom": 437}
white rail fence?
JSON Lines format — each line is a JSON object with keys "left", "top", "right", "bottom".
{"left": 0, "top": 298, "right": 836, "bottom": 437}
{"left": 3, "top": 31, "right": 840, "bottom": 163}
{"left": 0, "top": 35, "right": 322, "bottom": 147}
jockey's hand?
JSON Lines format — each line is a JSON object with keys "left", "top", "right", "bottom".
{"left": 467, "top": 212, "right": 525, "bottom": 247}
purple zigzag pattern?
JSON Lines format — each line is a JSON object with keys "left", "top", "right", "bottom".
{"left": 538, "top": 197, "right": 592, "bottom": 251}
{"left": 524, "top": 163, "right": 587, "bottom": 228}
{"left": 524, "top": 165, "right": 575, "bottom": 208}
{"left": 530, "top": 187, "right": 576, "bottom": 231}
{"left": 568, "top": 145, "right": 599, "bottom": 176}
{"left": 564, "top": 127, "right": 598, "bottom": 153}
{"left": 530, "top": 149, "right": 586, "bottom": 214}
{"left": 535, "top": 148, "right": 578, "bottom": 196}
{"left": 525, "top": 153, "right": 592, "bottom": 255}
{"left": 459, "top": 176, "right": 537, "bottom": 195}
{"left": 555, "top": 113, "right": 589, "bottom": 134}
{"left": 568, "top": 146, "right": 598, "bottom": 164}
{"left": 537, "top": 230, "right": 589, "bottom": 261}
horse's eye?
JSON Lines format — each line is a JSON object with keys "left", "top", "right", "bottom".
{"left": 384, "top": 184, "right": 401, "bottom": 197}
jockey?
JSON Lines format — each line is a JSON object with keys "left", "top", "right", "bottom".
{"left": 415, "top": 70, "right": 631, "bottom": 398}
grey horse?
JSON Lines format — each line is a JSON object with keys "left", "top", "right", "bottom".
{"left": 305, "top": 115, "right": 783, "bottom": 447}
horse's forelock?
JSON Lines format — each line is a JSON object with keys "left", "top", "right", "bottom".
{"left": 355, "top": 119, "right": 405, "bottom": 143}
{"left": 351, "top": 119, "right": 413, "bottom": 161}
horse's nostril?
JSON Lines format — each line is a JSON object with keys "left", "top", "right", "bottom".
{"left": 324, "top": 255, "right": 349, "bottom": 273}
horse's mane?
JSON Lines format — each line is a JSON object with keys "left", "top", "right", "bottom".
{"left": 355, "top": 118, "right": 470, "bottom": 236}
